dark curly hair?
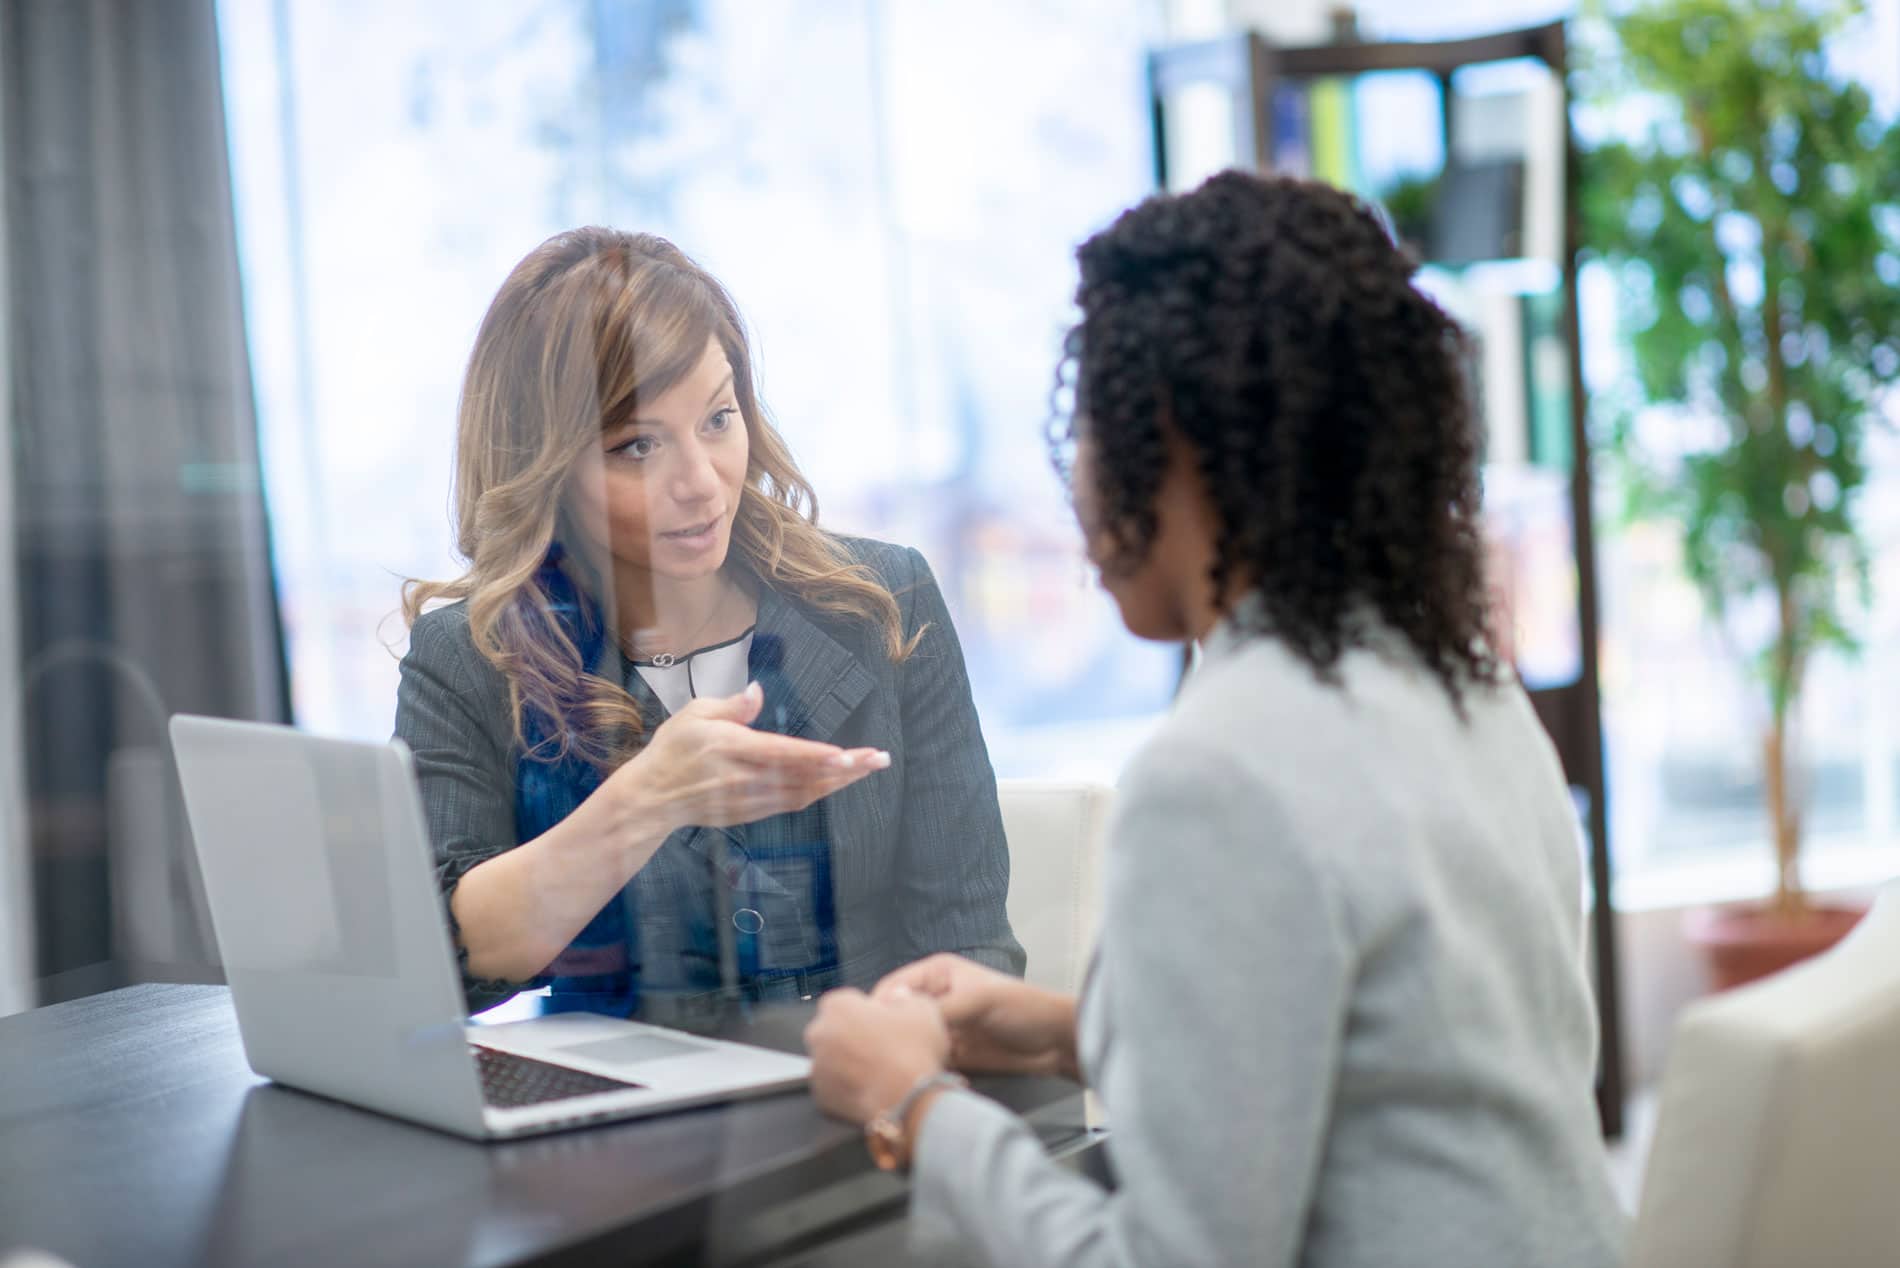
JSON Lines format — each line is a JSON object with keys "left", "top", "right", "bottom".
{"left": 1055, "top": 169, "right": 1501, "bottom": 700}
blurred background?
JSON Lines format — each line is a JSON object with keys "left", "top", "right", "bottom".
{"left": 5, "top": 0, "right": 1900, "bottom": 1141}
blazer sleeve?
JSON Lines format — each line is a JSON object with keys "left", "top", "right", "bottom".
{"left": 890, "top": 547, "right": 1026, "bottom": 975}
{"left": 393, "top": 607, "right": 537, "bottom": 1013}
{"left": 906, "top": 742, "right": 1357, "bottom": 1268}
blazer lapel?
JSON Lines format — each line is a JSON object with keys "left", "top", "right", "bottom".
{"left": 606, "top": 586, "right": 876, "bottom": 744}
{"left": 637, "top": 584, "right": 875, "bottom": 871}
{"left": 749, "top": 583, "right": 876, "bottom": 744}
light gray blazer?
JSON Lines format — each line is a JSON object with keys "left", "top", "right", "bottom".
{"left": 908, "top": 614, "right": 1629, "bottom": 1268}
{"left": 394, "top": 536, "right": 1024, "bottom": 1013}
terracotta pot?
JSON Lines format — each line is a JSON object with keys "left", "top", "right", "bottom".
{"left": 1683, "top": 901, "right": 1868, "bottom": 992}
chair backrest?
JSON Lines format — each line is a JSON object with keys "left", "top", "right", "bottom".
{"left": 1627, "top": 884, "right": 1900, "bottom": 1268}
{"left": 997, "top": 779, "right": 1112, "bottom": 996}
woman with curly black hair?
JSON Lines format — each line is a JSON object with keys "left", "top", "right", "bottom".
{"left": 805, "top": 170, "right": 1627, "bottom": 1267}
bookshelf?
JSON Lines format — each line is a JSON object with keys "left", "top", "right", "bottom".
{"left": 1146, "top": 20, "right": 1626, "bottom": 1137}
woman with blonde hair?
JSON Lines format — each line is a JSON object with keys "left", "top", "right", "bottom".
{"left": 396, "top": 227, "right": 1022, "bottom": 1016}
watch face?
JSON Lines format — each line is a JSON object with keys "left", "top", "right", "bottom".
{"left": 865, "top": 1118, "right": 906, "bottom": 1172}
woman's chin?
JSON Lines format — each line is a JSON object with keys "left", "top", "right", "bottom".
{"left": 1095, "top": 580, "right": 1175, "bottom": 643}
{"left": 1125, "top": 617, "right": 1190, "bottom": 643}
{"left": 639, "top": 530, "right": 732, "bottom": 579}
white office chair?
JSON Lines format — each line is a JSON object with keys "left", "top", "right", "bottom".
{"left": 1626, "top": 883, "right": 1900, "bottom": 1268}
{"left": 997, "top": 779, "right": 1112, "bottom": 996}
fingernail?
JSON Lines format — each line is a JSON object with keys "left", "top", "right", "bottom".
{"left": 746, "top": 681, "right": 762, "bottom": 699}
{"left": 869, "top": 750, "right": 892, "bottom": 769}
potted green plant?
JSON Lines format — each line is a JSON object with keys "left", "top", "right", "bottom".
{"left": 1578, "top": 0, "right": 1900, "bottom": 987}
{"left": 1374, "top": 172, "right": 1440, "bottom": 259}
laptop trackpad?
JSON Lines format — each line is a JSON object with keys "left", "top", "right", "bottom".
{"left": 557, "top": 1032, "right": 710, "bottom": 1068}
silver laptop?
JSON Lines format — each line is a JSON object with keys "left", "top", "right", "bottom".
{"left": 169, "top": 714, "right": 811, "bottom": 1140}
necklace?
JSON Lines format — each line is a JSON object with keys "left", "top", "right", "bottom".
{"left": 627, "top": 582, "right": 737, "bottom": 668}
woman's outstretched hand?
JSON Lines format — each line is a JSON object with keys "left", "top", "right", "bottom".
{"left": 614, "top": 682, "right": 888, "bottom": 833}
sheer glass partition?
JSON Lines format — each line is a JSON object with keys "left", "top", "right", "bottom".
{"left": 219, "top": 0, "right": 1179, "bottom": 785}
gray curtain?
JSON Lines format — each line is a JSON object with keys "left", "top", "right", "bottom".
{"left": 2, "top": 0, "right": 289, "bottom": 1002}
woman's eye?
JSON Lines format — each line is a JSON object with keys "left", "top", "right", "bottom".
{"left": 704, "top": 407, "right": 738, "bottom": 434}
{"left": 610, "top": 435, "right": 658, "bottom": 460}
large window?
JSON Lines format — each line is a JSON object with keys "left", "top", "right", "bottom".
{"left": 221, "top": 0, "right": 1900, "bottom": 902}
{"left": 1349, "top": 0, "right": 1900, "bottom": 901}
{"left": 1159, "top": 0, "right": 1900, "bottom": 902}
{"left": 219, "top": 0, "right": 1175, "bottom": 777}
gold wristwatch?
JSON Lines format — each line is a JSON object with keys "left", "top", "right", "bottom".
{"left": 864, "top": 1071, "right": 968, "bottom": 1172}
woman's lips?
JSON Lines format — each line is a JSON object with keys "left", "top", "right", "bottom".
{"left": 660, "top": 518, "right": 720, "bottom": 550}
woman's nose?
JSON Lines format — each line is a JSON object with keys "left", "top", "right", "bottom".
{"left": 668, "top": 440, "right": 721, "bottom": 504}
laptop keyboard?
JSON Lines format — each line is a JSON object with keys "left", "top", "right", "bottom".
{"left": 470, "top": 1044, "right": 646, "bottom": 1109}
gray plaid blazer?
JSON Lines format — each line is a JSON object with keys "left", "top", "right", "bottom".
{"left": 394, "top": 536, "right": 1024, "bottom": 1014}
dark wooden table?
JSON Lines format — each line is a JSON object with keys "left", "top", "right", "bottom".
{"left": 0, "top": 985, "right": 1097, "bottom": 1267}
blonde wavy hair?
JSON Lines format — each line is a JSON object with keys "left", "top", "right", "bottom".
{"left": 403, "top": 227, "right": 917, "bottom": 768}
